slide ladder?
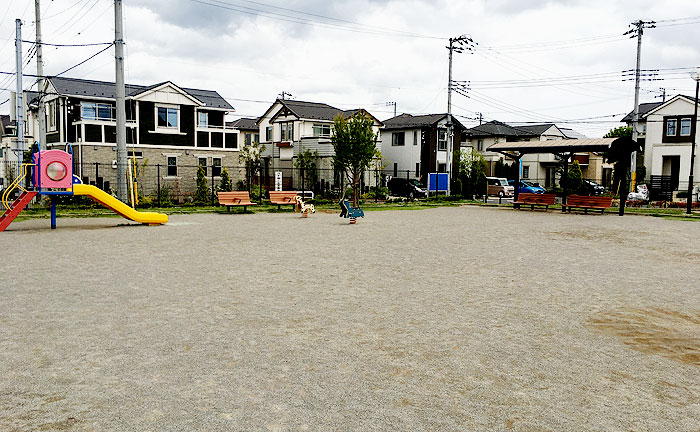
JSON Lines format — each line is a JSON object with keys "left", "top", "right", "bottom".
{"left": 0, "top": 191, "right": 38, "bottom": 232}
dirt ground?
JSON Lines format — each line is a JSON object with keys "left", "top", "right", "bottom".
{"left": 1, "top": 206, "right": 699, "bottom": 431}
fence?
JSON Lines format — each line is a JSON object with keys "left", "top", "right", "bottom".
{"left": 0, "top": 159, "right": 388, "bottom": 206}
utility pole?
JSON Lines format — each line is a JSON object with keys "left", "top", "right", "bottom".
{"left": 114, "top": 0, "right": 128, "bottom": 202}
{"left": 444, "top": 34, "right": 475, "bottom": 196}
{"left": 386, "top": 101, "right": 396, "bottom": 116}
{"left": 476, "top": 112, "right": 483, "bottom": 125}
{"left": 279, "top": 91, "right": 293, "bottom": 100}
{"left": 35, "top": 0, "right": 46, "bottom": 151}
{"left": 15, "top": 19, "right": 24, "bottom": 168}
{"left": 624, "top": 19, "right": 655, "bottom": 192}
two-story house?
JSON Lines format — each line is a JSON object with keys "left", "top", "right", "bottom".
{"left": 23, "top": 76, "right": 237, "bottom": 196}
{"left": 622, "top": 101, "right": 662, "bottom": 148}
{"left": 642, "top": 94, "right": 699, "bottom": 195}
{"left": 379, "top": 113, "right": 467, "bottom": 182}
{"left": 228, "top": 117, "right": 260, "bottom": 148}
{"left": 257, "top": 98, "right": 383, "bottom": 191}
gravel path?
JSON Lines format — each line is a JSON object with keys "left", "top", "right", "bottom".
{"left": 1, "top": 206, "right": 699, "bottom": 431}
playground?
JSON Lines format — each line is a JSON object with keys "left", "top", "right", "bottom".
{"left": 1, "top": 207, "right": 699, "bottom": 431}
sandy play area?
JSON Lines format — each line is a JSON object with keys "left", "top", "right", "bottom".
{"left": 1, "top": 206, "right": 699, "bottom": 431}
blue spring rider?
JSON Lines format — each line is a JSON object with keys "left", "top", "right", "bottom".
{"left": 339, "top": 199, "right": 364, "bottom": 224}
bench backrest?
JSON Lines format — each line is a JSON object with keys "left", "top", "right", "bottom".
{"left": 518, "top": 193, "right": 555, "bottom": 204}
{"left": 218, "top": 191, "right": 252, "bottom": 203}
{"left": 269, "top": 191, "right": 298, "bottom": 202}
{"left": 567, "top": 195, "right": 613, "bottom": 207}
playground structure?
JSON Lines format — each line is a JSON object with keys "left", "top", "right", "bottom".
{"left": 339, "top": 199, "right": 364, "bottom": 224}
{"left": 0, "top": 146, "right": 167, "bottom": 232}
{"left": 295, "top": 195, "right": 315, "bottom": 218}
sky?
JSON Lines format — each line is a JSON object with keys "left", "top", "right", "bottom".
{"left": 0, "top": 0, "right": 699, "bottom": 137}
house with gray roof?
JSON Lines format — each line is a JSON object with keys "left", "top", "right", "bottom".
{"left": 463, "top": 120, "right": 611, "bottom": 189}
{"left": 256, "top": 98, "right": 383, "bottom": 191}
{"left": 379, "top": 113, "right": 467, "bottom": 182}
{"left": 621, "top": 101, "right": 663, "bottom": 148}
{"left": 22, "top": 76, "right": 238, "bottom": 198}
{"left": 227, "top": 117, "right": 260, "bottom": 148}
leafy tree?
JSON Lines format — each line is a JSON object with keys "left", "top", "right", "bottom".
{"left": 604, "top": 126, "right": 632, "bottom": 138}
{"left": 566, "top": 160, "right": 586, "bottom": 195}
{"left": 194, "top": 165, "right": 209, "bottom": 205}
{"left": 457, "top": 149, "right": 487, "bottom": 197}
{"left": 238, "top": 141, "right": 266, "bottom": 192}
{"left": 294, "top": 149, "right": 319, "bottom": 191}
{"left": 331, "top": 113, "right": 379, "bottom": 206}
{"left": 219, "top": 167, "right": 233, "bottom": 192}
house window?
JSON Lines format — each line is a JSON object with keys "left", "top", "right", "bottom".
{"left": 244, "top": 133, "right": 252, "bottom": 146}
{"left": 522, "top": 165, "right": 530, "bottom": 179}
{"left": 413, "top": 130, "right": 418, "bottom": 145}
{"left": 81, "top": 102, "right": 112, "bottom": 120}
{"left": 212, "top": 157, "right": 222, "bottom": 177}
{"left": 666, "top": 118, "right": 677, "bottom": 136}
{"left": 438, "top": 130, "right": 447, "bottom": 151}
{"left": 438, "top": 163, "right": 446, "bottom": 173}
{"left": 167, "top": 156, "right": 177, "bottom": 177}
{"left": 415, "top": 162, "right": 420, "bottom": 177}
{"left": 198, "top": 112, "right": 208, "bottom": 127}
{"left": 680, "top": 118, "right": 692, "bottom": 136}
{"left": 392, "top": 132, "right": 405, "bottom": 146}
{"left": 157, "top": 106, "right": 178, "bottom": 128}
{"left": 266, "top": 126, "right": 272, "bottom": 141}
{"left": 313, "top": 123, "right": 332, "bottom": 137}
{"left": 47, "top": 101, "right": 57, "bottom": 132}
{"left": 393, "top": 163, "right": 398, "bottom": 176}
{"left": 198, "top": 157, "right": 207, "bottom": 175}
{"left": 280, "top": 121, "right": 294, "bottom": 141}
{"left": 477, "top": 139, "right": 484, "bottom": 151}
{"left": 254, "top": 133, "right": 259, "bottom": 144}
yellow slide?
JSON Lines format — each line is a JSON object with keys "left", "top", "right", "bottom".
{"left": 72, "top": 184, "right": 168, "bottom": 225}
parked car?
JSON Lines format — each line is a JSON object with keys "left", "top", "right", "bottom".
{"left": 486, "top": 177, "right": 514, "bottom": 197}
{"left": 508, "top": 180, "right": 546, "bottom": 194}
{"left": 583, "top": 179, "right": 606, "bottom": 196}
{"left": 387, "top": 177, "right": 427, "bottom": 199}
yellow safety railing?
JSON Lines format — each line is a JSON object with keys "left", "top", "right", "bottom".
{"left": 2, "top": 164, "right": 35, "bottom": 211}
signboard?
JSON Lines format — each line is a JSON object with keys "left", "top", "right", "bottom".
{"left": 428, "top": 173, "right": 449, "bottom": 192}
{"left": 274, "top": 171, "right": 282, "bottom": 191}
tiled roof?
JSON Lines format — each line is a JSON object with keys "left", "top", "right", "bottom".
{"left": 621, "top": 102, "right": 663, "bottom": 122}
{"left": 229, "top": 117, "right": 258, "bottom": 130}
{"left": 279, "top": 99, "right": 357, "bottom": 121}
{"left": 382, "top": 113, "right": 446, "bottom": 129}
{"left": 559, "top": 127, "right": 587, "bottom": 139}
{"left": 465, "top": 120, "right": 536, "bottom": 138}
{"left": 519, "top": 123, "right": 557, "bottom": 136}
{"left": 47, "top": 76, "right": 234, "bottom": 110}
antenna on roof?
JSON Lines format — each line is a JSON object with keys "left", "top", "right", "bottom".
{"left": 279, "top": 91, "right": 293, "bottom": 100}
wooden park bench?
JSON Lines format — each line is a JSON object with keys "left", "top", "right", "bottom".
{"left": 217, "top": 191, "right": 257, "bottom": 212}
{"left": 513, "top": 193, "right": 556, "bottom": 210}
{"left": 268, "top": 191, "right": 298, "bottom": 210}
{"left": 562, "top": 195, "right": 613, "bottom": 214}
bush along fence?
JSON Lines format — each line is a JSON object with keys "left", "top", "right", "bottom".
{"left": 0, "top": 160, "right": 388, "bottom": 208}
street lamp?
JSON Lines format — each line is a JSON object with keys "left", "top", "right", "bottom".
{"left": 687, "top": 67, "right": 700, "bottom": 214}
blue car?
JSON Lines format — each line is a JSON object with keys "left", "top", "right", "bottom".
{"left": 508, "top": 180, "right": 546, "bottom": 194}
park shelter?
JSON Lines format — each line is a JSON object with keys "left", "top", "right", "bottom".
{"left": 488, "top": 137, "right": 639, "bottom": 212}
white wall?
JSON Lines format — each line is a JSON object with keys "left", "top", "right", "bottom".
{"left": 379, "top": 128, "right": 422, "bottom": 177}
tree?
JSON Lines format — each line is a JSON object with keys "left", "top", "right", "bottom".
{"left": 238, "top": 141, "right": 266, "bottom": 192}
{"left": 294, "top": 149, "right": 319, "bottom": 192}
{"left": 457, "top": 149, "right": 487, "bottom": 197}
{"left": 604, "top": 126, "right": 632, "bottom": 138}
{"left": 219, "top": 167, "right": 233, "bottom": 192}
{"left": 194, "top": 165, "right": 209, "bottom": 204}
{"left": 567, "top": 160, "right": 585, "bottom": 195}
{"left": 331, "top": 113, "right": 379, "bottom": 206}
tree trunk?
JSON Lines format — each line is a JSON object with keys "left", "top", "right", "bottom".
{"left": 352, "top": 170, "right": 359, "bottom": 207}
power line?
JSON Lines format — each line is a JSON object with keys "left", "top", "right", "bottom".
{"left": 21, "top": 40, "right": 113, "bottom": 47}
{"left": 52, "top": 43, "right": 113, "bottom": 77}
{"left": 188, "top": 0, "right": 445, "bottom": 39}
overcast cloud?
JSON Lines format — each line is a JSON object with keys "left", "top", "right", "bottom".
{"left": 1, "top": 0, "right": 699, "bottom": 136}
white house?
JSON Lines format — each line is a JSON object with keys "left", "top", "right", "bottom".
{"left": 256, "top": 98, "right": 383, "bottom": 191}
{"left": 642, "top": 94, "right": 700, "bottom": 195}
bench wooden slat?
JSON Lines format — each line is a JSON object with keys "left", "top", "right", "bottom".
{"left": 217, "top": 191, "right": 257, "bottom": 208}
{"left": 513, "top": 193, "right": 556, "bottom": 210}
{"left": 563, "top": 195, "right": 612, "bottom": 213}
{"left": 268, "top": 191, "right": 298, "bottom": 205}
